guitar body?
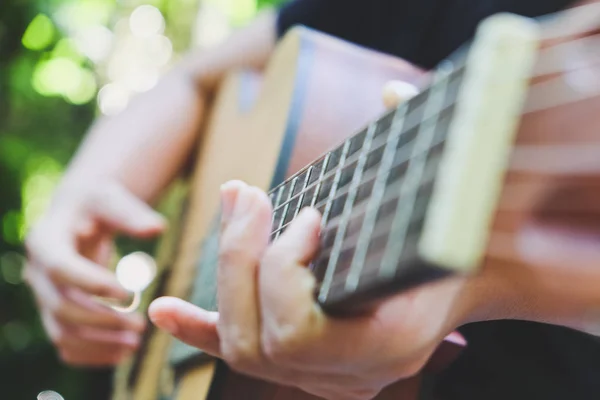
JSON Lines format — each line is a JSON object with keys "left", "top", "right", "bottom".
{"left": 169, "top": 27, "right": 432, "bottom": 400}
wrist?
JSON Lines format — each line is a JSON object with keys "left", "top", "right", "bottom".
{"left": 454, "top": 263, "right": 527, "bottom": 326}
{"left": 457, "top": 259, "right": 600, "bottom": 335}
{"left": 50, "top": 173, "right": 113, "bottom": 212}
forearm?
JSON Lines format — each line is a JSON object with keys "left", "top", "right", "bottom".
{"left": 459, "top": 257, "right": 600, "bottom": 335}
{"left": 58, "top": 11, "right": 277, "bottom": 204}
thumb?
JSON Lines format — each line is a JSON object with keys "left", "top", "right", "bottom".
{"left": 382, "top": 80, "right": 420, "bottom": 109}
{"left": 148, "top": 297, "right": 221, "bottom": 356}
{"left": 89, "top": 182, "right": 166, "bottom": 237}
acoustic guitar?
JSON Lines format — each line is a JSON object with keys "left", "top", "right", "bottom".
{"left": 113, "top": 2, "right": 600, "bottom": 399}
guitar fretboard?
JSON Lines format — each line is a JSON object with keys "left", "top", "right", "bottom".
{"left": 268, "top": 62, "right": 465, "bottom": 305}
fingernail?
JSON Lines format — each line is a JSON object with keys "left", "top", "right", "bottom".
{"left": 382, "top": 81, "right": 420, "bottom": 108}
{"left": 147, "top": 213, "right": 167, "bottom": 229}
{"left": 296, "top": 207, "right": 322, "bottom": 226}
{"left": 443, "top": 331, "right": 467, "bottom": 347}
{"left": 220, "top": 181, "right": 243, "bottom": 220}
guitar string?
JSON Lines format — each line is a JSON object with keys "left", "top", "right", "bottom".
{"left": 269, "top": 95, "right": 456, "bottom": 222}
{"left": 266, "top": 65, "right": 465, "bottom": 202}
{"left": 271, "top": 133, "right": 445, "bottom": 237}
{"left": 317, "top": 69, "right": 451, "bottom": 296}
{"left": 317, "top": 154, "right": 441, "bottom": 260}
{"left": 268, "top": 64, "right": 583, "bottom": 218}
{"left": 267, "top": 28, "right": 600, "bottom": 213}
{"left": 270, "top": 67, "right": 600, "bottom": 238}
{"left": 318, "top": 121, "right": 379, "bottom": 301}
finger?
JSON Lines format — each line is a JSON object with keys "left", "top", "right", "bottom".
{"left": 259, "top": 207, "right": 370, "bottom": 371}
{"left": 64, "top": 287, "right": 146, "bottom": 331}
{"left": 88, "top": 182, "right": 166, "bottom": 238}
{"left": 146, "top": 298, "right": 384, "bottom": 394}
{"left": 26, "top": 229, "right": 128, "bottom": 300}
{"left": 260, "top": 210, "right": 431, "bottom": 373}
{"left": 41, "top": 311, "right": 139, "bottom": 356}
{"left": 219, "top": 180, "right": 244, "bottom": 230}
{"left": 49, "top": 252, "right": 129, "bottom": 299}
{"left": 78, "top": 231, "right": 114, "bottom": 267}
{"left": 74, "top": 324, "right": 142, "bottom": 347}
{"left": 58, "top": 346, "right": 132, "bottom": 367}
{"left": 259, "top": 207, "right": 323, "bottom": 333}
{"left": 382, "top": 80, "right": 420, "bottom": 109}
{"left": 28, "top": 267, "right": 144, "bottom": 331}
{"left": 217, "top": 182, "right": 272, "bottom": 365}
{"left": 148, "top": 296, "right": 221, "bottom": 356}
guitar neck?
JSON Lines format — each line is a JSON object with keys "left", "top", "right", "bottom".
{"left": 268, "top": 14, "right": 540, "bottom": 314}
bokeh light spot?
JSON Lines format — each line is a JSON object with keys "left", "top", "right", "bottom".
{"left": 51, "top": 38, "right": 86, "bottom": 64}
{"left": 98, "top": 83, "right": 130, "bottom": 115}
{"left": 32, "top": 58, "right": 82, "bottom": 97}
{"left": 65, "top": 68, "right": 98, "bottom": 105}
{"left": 3, "top": 321, "right": 31, "bottom": 351}
{"left": 21, "top": 156, "right": 63, "bottom": 234}
{"left": 231, "top": 0, "right": 257, "bottom": 26}
{"left": 54, "top": 0, "right": 114, "bottom": 34}
{"left": 38, "top": 391, "right": 65, "bottom": 400}
{"left": 74, "top": 25, "right": 114, "bottom": 63}
{"left": 130, "top": 5, "right": 165, "bottom": 38}
{"left": 22, "top": 14, "right": 55, "bottom": 51}
{"left": 115, "top": 252, "right": 157, "bottom": 292}
{"left": 2, "top": 211, "right": 23, "bottom": 246}
{"left": 0, "top": 252, "right": 25, "bottom": 285}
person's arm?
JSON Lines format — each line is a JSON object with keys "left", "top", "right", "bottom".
{"left": 24, "top": 11, "right": 277, "bottom": 368}
{"left": 61, "top": 11, "right": 277, "bottom": 204}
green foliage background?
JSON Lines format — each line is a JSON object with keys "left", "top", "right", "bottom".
{"left": 0, "top": 0, "right": 283, "bottom": 398}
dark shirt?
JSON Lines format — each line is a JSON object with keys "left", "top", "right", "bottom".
{"left": 277, "top": 0, "right": 575, "bottom": 69}
{"left": 276, "top": 1, "right": 600, "bottom": 399}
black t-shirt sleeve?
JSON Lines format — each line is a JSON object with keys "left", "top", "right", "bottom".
{"left": 276, "top": 0, "right": 440, "bottom": 68}
{"left": 276, "top": 0, "right": 576, "bottom": 69}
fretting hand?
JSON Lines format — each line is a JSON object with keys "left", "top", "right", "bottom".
{"left": 149, "top": 181, "right": 473, "bottom": 399}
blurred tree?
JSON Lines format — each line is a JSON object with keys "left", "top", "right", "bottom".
{"left": 0, "top": 0, "right": 283, "bottom": 399}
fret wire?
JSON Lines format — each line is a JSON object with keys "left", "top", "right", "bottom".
{"left": 312, "top": 153, "right": 331, "bottom": 210}
{"left": 294, "top": 166, "right": 312, "bottom": 217}
{"left": 379, "top": 63, "right": 454, "bottom": 279}
{"left": 273, "top": 185, "right": 284, "bottom": 208}
{"left": 269, "top": 132, "right": 445, "bottom": 237}
{"left": 310, "top": 162, "right": 322, "bottom": 207}
{"left": 320, "top": 141, "right": 351, "bottom": 228}
{"left": 344, "top": 104, "right": 410, "bottom": 291}
{"left": 269, "top": 99, "right": 456, "bottom": 216}
{"left": 270, "top": 185, "right": 285, "bottom": 235}
{"left": 318, "top": 122, "right": 377, "bottom": 302}
{"left": 279, "top": 177, "right": 298, "bottom": 237}
{"left": 306, "top": 155, "right": 330, "bottom": 272}
{"left": 326, "top": 208, "right": 425, "bottom": 268}
{"left": 317, "top": 160, "right": 439, "bottom": 260}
